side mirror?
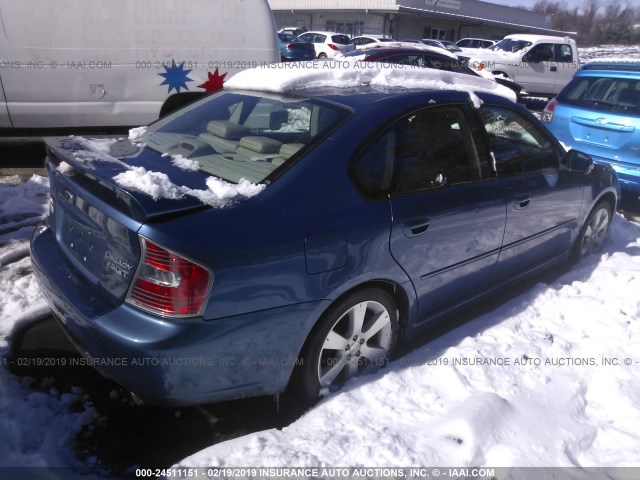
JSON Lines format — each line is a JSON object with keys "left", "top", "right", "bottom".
{"left": 565, "top": 150, "right": 594, "bottom": 174}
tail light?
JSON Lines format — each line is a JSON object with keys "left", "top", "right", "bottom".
{"left": 541, "top": 98, "right": 558, "bottom": 123}
{"left": 126, "top": 237, "right": 212, "bottom": 317}
{"left": 328, "top": 44, "right": 339, "bottom": 51}
{"left": 286, "top": 43, "right": 296, "bottom": 49}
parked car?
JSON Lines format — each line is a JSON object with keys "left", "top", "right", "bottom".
{"left": 31, "top": 64, "right": 618, "bottom": 407}
{"left": 351, "top": 35, "right": 396, "bottom": 49}
{"left": 342, "top": 45, "right": 523, "bottom": 99}
{"left": 298, "top": 31, "right": 355, "bottom": 58}
{"left": 0, "top": 0, "right": 280, "bottom": 130}
{"left": 456, "top": 37, "right": 495, "bottom": 49}
{"left": 542, "top": 59, "right": 640, "bottom": 208}
{"left": 279, "top": 26, "right": 308, "bottom": 37}
{"left": 404, "top": 39, "right": 463, "bottom": 54}
{"left": 278, "top": 33, "right": 317, "bottom": 62}
{"left": 438, "top": 40, "right": 464, "bottom": 54}
{"left": 466, "top": 34, "right": 580, "bottom": 96}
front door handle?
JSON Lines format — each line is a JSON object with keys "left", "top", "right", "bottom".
{"left": 550, "top": 65, "right": 557, "bottom": 72}
{"left": 402, "top": 219, "right": 430, "bottom": 237}
{"left": 514, "top": 195, "right": 531, "bottom": 210}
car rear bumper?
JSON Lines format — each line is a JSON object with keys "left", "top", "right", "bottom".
{"left": 31, "top": 223, "right": 326, "bottom": 406}
{"left": 281, "top": 51, "right": 316, "bottom": 61}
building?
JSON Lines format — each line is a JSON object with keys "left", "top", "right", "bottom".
{"left": 268, "top": 0, "right": 575, "bottom": 41}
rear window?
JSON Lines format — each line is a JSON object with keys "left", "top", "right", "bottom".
{"left": 331, "top": 35, "right": 352, "bottom": 45}
{"left": 558, "top": 76, "right": 640, "bottom": 115}
{"left": 137, "top": 92, "right": 350, "bottom": 184}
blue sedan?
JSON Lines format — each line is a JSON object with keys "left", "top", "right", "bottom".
{"left": 278, "top": 33, "right": 316, "bottom": 62}
{"left": 31, "top": 69, "right": 618, "bottom": 406}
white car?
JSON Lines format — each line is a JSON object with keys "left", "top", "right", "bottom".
{"left": 456, "top": 38, "right": 496, "bottom": 49}
{"left": 298, "top": 31, "right": 356, "bottom": 58}
{"left": 351, "top": 35, "right": 395, "bottom": 49}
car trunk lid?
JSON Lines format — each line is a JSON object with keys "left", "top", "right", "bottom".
{"left": 44, "top": 136, "right": 215, "bottom": 305}
{"left": 569, "top": 114, "right": 637, "bottom": 150}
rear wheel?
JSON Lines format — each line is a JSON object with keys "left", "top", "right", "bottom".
{"left": 294, "top": 288, "right": 399, "bottom": 401}
{"left": 317, "top": 52, "right": 327, "bottom": 59}
{"left": 573, "top": 201, "right": 612, "bottom": 261}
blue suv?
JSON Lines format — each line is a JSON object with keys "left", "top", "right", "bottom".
{"left": 542, "top": 60, "right": 640, "bottom": 208}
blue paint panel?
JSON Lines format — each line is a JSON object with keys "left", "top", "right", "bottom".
{"left": 305, "top": 230, "right": 347, "bottom": 274}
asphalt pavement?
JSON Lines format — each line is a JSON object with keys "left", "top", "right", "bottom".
{"left": 0, "top": 137, "right": 48, "bottom": 176}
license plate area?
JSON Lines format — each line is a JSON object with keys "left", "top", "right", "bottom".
{"left": 58, "top": 194, "right": 108, "bottom": 284}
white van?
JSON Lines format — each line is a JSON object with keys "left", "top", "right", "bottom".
{"left": 0, "top": 0, "right": 279, "bottom": 130}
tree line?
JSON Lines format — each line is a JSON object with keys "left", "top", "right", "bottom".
{"left": 531, "top": 0, "right": 640, "bottom": 45}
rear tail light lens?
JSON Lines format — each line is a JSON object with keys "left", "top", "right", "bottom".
{"left": 328, "top": 44, "right": 339, "bottom": 50}
{"left": 541, "top": 98, "right": 558, "bottom": 123}
{"left": 127, "top": 237, "right": 212, "bottom": 317}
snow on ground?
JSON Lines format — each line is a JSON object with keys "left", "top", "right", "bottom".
{"left": 1, "top": 171, "right": 639, "bottom": 477}
{"left": 0, "top": 176, "right": 99, "bottom": 475}
{"left": 176, "top": 215, "right": 640, "bottom": 471}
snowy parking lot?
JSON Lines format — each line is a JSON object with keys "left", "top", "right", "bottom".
{"left": 1, "top": 174, "right": 639, "bottom": 478}
{"left": 1, "top": 47, "right": 640, "bottom": 479}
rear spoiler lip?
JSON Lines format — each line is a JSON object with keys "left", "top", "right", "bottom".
{"left": 44, "top": 137, "right": 208, "bottom": 223}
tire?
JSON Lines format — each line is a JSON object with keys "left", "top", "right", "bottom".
{"left": 317, "top": 52, "right": 327, "bottom": 59}
{"left": 294, "top": 288, "right": 399, "bottom": 401}
{"left": 572, "top": 201, "right": 612, "bottom": 262}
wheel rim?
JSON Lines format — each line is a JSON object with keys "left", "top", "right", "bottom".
{"left": 580, "top": 207, "right": 610, "bottom": 258}
{"left": 317, "top": 300, "right": 393, "bottom": 389}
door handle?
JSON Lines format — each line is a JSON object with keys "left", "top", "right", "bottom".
{"left": 550, "top": 66, "right": 557, "bottom": 72}
{"left": 402, "top": 219, "right": 430, "bottom": 237}
{"left": 514, "top": 195, "right": 531, "bottom": 210}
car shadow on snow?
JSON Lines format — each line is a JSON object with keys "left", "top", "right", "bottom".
{"left": 6, "top": 317, "right": 306, "bottom": 478}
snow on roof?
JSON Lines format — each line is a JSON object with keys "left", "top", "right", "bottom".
{"left": 224, "top": 61, "right": 517, "bottom": 103}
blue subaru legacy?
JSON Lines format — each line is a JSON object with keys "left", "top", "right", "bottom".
{"left": 31, "top": 66, "right": 618, "bottom": 406}
{"left": 542, "top": 60, "right": 640, "bottom": 208}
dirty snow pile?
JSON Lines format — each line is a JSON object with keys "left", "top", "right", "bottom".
{"left": 0, "top": 176, "right": 98, "bottom": 473}
{"left": 178, "top": 215, "right": 640, "bottom": 470}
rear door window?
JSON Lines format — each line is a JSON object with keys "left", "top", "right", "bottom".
{"left": 350, "top": 105, "right": 492, "bottom": 196}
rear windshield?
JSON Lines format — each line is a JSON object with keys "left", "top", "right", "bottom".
{"left": 278, "top": 33, "right": 300, "bottom": 43}
{"left": 558, "top": 76, "right": 640, "bottom": 115}
{"left": 137, "top": 92, "right": 350, "bottom": 184}
{"left": 331, "top": 35, "right": 352, "bottom": 45}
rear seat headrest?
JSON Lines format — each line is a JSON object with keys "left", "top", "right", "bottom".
{"left": 238, "top": 136, "right": 282, "bottom": 154}
{"left": 207, "top": 120, "right": 249, "bottom": 140}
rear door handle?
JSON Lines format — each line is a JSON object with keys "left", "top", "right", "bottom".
{"left": 402, "top": 219, "right": 430, "bottom": 237}
{"left": 514, "top": 195, "right": 531, "bottom": 210}
{"left": 550, "top": 66, "right": 557, "bottom": 72}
